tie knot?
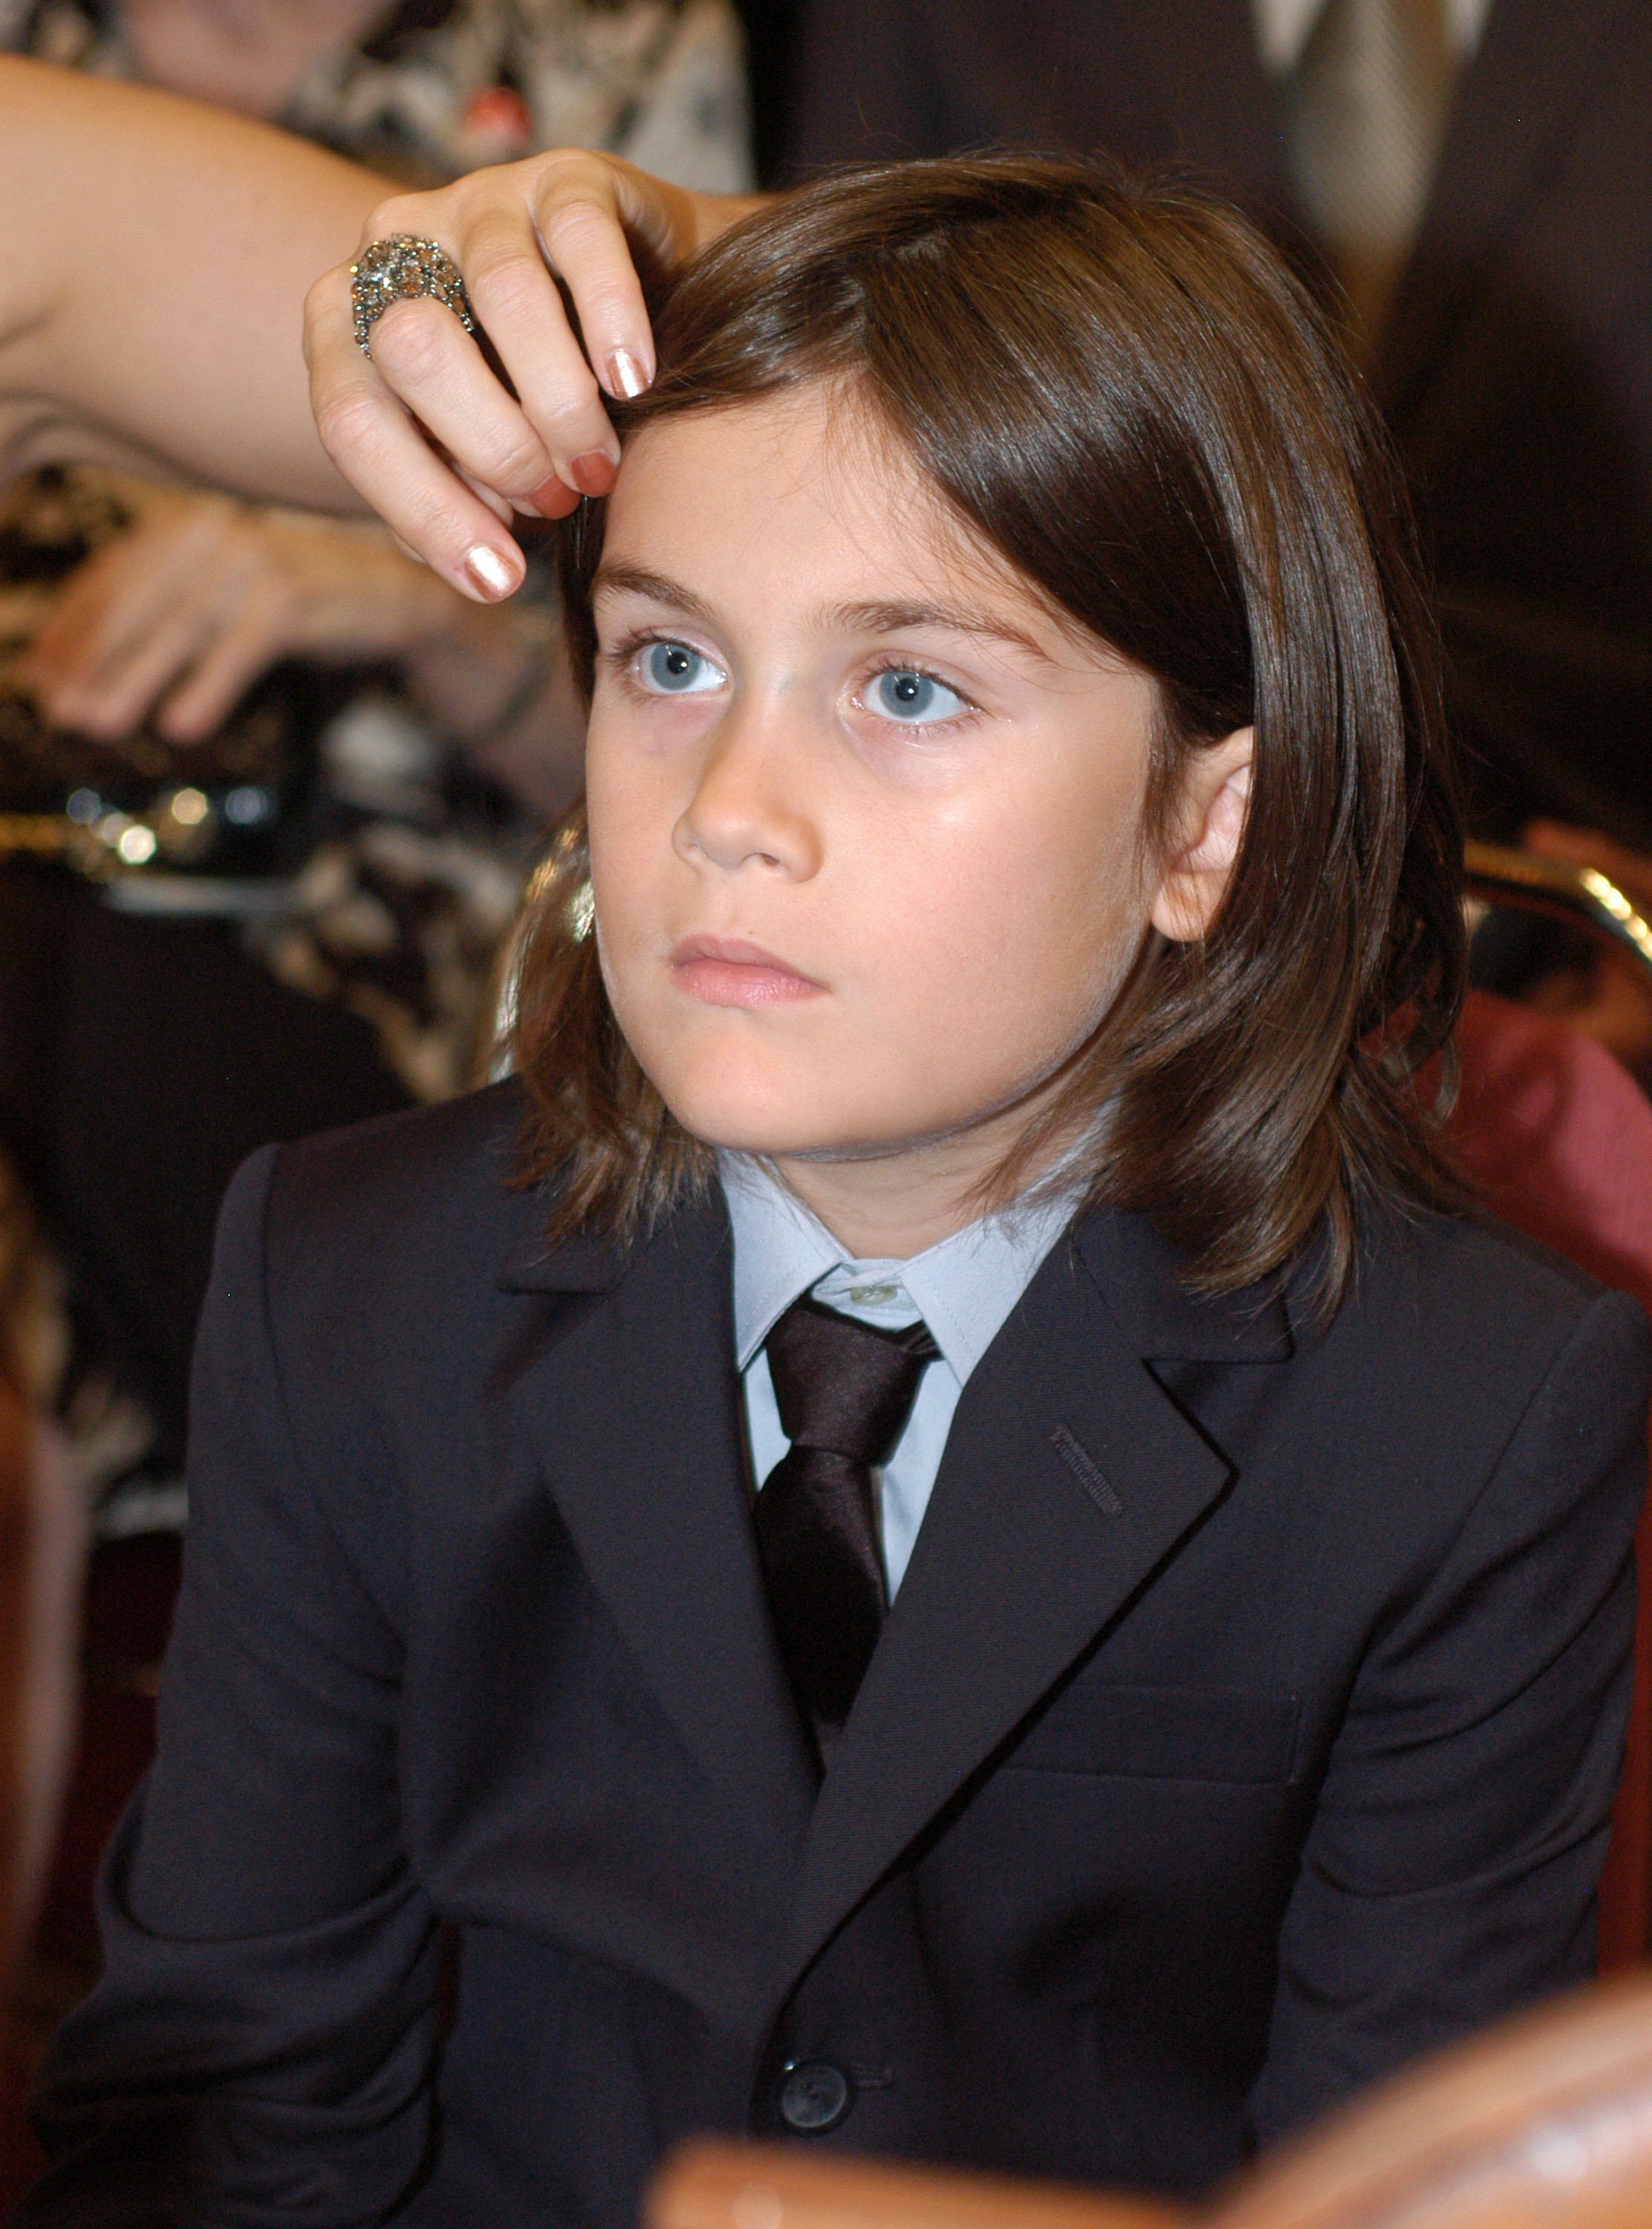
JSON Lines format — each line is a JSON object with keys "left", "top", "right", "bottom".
{"left": 765, "top": 1294, "right": 938, "bottom": 1470}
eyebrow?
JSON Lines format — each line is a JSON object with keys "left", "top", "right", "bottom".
{"left": 591, "top": 565, "right": 722, "bottom": 631}
{"left": 827, "top": 600, "right": 1055, "bottom": 663}
{"left": 592, "top": 566, "right": 1056, "bottom": 665}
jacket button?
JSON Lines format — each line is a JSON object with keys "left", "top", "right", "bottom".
{"left": 777, "top": 2060, "right": 853, "bottom": 2134}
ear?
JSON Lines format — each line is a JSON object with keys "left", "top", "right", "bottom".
{"left": 1149, "top": 727, "right": 1254, "bottom": 944}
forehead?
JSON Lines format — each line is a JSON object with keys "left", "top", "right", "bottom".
{"left": 600, "top": 385, "right": 1055, "bottom": 623}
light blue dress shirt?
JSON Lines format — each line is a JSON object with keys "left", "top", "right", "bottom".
{"left": 718, "top": 1154, "right": 1079, "bottom": 1597}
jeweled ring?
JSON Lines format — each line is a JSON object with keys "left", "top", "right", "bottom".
{"left": 351, "top": 233, "right": 475, "bottom": 356}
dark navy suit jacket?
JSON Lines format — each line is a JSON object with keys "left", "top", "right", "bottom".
{"left": 22, "top": 1082, "right": 1650, "bottom": 2226}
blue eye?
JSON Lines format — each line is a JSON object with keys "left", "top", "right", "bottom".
{"left": 638, "top": 640, "right": 721, "bottom": 694}
{"left": 871, "top": 668, "right": 967, "bottom": 723}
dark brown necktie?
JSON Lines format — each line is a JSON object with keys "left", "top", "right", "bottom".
{"left": 755, "top": 1295, "right": 937, "bottom": 1758}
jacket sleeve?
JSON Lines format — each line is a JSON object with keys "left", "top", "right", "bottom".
{"left": 1251, "top": 1283, "right": 1651, "bottom": 2145}
{"left": 22, "top": 1144, "right": 442, "bottom": 2228}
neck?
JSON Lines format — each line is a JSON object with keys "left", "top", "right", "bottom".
{"left": 770, "top": 1106, "right": 1079, "bottom": 1260}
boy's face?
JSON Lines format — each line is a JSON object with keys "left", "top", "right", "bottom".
{"left": 585, "top": 388, "right": 1195, "bottom": 1200}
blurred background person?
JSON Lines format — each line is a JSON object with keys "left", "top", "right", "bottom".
{"left": 775, "top": 0, "right": 1652, "bottom": 1070}
{"left": 0, "top": 0, "right": 755, "bottom": 1532}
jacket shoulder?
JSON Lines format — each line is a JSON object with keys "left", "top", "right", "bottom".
{"left": 205, "top": 1081, "right": 547, "bottom": 1369}
{"left": 1325, "top": 1200, "right": 1651, "bottom": 1450}
{"left": 1351, "top": 1198, "right": 1637, "bottom": 1341}
{"left": 264, "top": 1078, "right": 533, "bottom": 1261}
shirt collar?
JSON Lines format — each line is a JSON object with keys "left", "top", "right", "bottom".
{"left": 718, "top": 1152, "right": 1078, "bottom": 1387}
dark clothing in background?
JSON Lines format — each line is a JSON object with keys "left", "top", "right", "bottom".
{"left": 22, "top": 1083, "right": 1647, "bottom": 2226}
{"left": 785, "top": 0, "right": 1652, "bottom": 846}
{"left": 0, "top": 868, "right": 409, "bottom": 1475}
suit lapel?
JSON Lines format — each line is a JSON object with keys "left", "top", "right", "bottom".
{"left": 500, "top": 1192, "right": 817, "bottom": 1866}
{"left": 1376, "top": 0, "right": 1632, "bottom": 415}
{"left": 775, "top": 1215, "right": 1281, "bottom": 1995}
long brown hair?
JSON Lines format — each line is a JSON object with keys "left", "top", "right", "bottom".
{"left": 510, "top": 152, "right": 1464, "bottom": 1308}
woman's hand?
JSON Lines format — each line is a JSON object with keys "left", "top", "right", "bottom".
{"left": 19, "top": 478, "right": 589, "bottom": 811}
{"left": 20, "top": 486, "right": 479, "bottom": 743}
{"left": 303, "top": 151, "right": 764, "bottom": 603}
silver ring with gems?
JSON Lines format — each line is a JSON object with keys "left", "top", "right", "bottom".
{"left": 350, "top": 233, "right": 475, "bottom": 357}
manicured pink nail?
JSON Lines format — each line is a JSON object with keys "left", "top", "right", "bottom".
{"left": 461, "top": 543, "right": 521, "bottom": 599}
{"left": 605, "top": 347, "right": 651, "bottom": 400}
{"left": 566, "top": 450, "right": 618, "bottom": 498}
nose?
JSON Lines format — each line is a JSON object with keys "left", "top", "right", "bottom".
{"left": 675, "top": 692, "right": 822, "bottom": 881}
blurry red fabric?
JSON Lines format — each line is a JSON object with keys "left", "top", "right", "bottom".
{"left": 1450, "top": 990, "right": 1652, "bottom": 1970}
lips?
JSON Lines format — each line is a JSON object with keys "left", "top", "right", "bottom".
{"left": 669, "top": 934, "right": 825, "bottom": 1008}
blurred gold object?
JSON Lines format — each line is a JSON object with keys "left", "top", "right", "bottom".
{"left": 1463, "top": 838, "right": 1652, "bottom": 979}
{"left": 0, "top": 811, "right": 115, "bottom": 875}
{"left": 469, "top": 815, "right": 591, "bottom": 1086}
{"left": 0, "top": 799, "right": 208, "bottom": 878}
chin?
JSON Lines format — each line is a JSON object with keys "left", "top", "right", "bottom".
{"left": 652, "top": 1069, "right": 868, "bottom": 1160}
{"left": 659, "top": 1080, "right": 965, "bottom": 1166}
{"left": 664, "top": 1099, "right": 839, "bottom": 1158}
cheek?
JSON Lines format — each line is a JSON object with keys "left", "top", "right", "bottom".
{"left": 584, "top": 716, "right": 675, "bottom": 941}
{"left": 874, "top": 779, "right": 1149, "bottom": 1054}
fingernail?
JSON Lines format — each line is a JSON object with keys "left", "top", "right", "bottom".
{"left": 565, "top": 450, "right": 617, "bottom": 499}
{"left": 461, "top": 544, "right": 521, "bottom": 599}
{"left": 605, "top": 347, "right": 650, "bottom": 400}
{"left": 525, "top": 475, "right": 581, "bottom": 519}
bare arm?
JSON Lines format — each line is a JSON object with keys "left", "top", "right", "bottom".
{"left": 0, "top": 56, "right": 380, "bottom": 506}
{"left": 0, "top": 57, "right": 765, "bottom": 597}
